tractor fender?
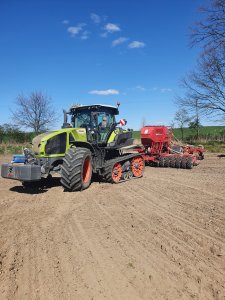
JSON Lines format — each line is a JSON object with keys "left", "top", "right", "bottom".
{"left": 71, "top": 141, "right": 96, "bottom": 154}
{"left": 71, "top": 141, "right": 103, "bottom": 172}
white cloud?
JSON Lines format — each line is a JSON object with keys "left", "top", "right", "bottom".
{"left": 101, "top": 23, "right": 121, "bottom": 37}
{"left": 67, "top": 26, "right": 80, "bottom": 36}
{"left": 105, "top": 23, "right": 120, "bottom": 33}
{"left": 90, "top": 13, "right": 101, "bottom": 24}
{"left": 89, "top": 89, "right": 119, "bottom": 95}
{"left": 67, "top": 23, "right": 86, "bottom": 37}
{"left": 128, "top": 41, "right": 145, "bottom": 49}
{"left": 112, "top": 37, "right": 128, "bottom": 47}
{"left": 62, "top": 20, "right": 69, "bottom": 25}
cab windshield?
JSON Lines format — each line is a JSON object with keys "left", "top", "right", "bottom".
{"left": 73, "top": 109, "right": 115, "bottom": 129}
{"left": 96, "top": 112, "right": 114, "bottom": 128}
{"left": 73, "top": 109, "right": 91, "bottom": 128}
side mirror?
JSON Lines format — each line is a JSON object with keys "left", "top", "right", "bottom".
{"left": 119, "top": 119, "right": 127, "bottom": 126}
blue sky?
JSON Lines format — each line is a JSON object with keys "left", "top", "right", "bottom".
{"left": 0, "top": 0, "right": 207, "bottom": 130}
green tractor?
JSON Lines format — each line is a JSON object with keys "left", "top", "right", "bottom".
{"left": 1, "top": 104, "right": 145, "bottom": 191}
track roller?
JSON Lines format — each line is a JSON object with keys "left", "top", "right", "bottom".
{"left": 127, "top": 170, "right": 133, "bottom": 179}
{"left": 122, "top": 172, "right": 129, "bottom": 180}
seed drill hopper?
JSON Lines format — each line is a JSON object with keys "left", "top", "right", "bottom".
{"left": 136, "top": 125, "right": 205, "bottom": 169}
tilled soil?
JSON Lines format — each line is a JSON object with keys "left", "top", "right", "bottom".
{"left": 0, "top": 154, "right": 225, "bottom": 300}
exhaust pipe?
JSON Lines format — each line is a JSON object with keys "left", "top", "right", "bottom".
{"left": 62, "top": 110, "right": 71, "bottom": 128}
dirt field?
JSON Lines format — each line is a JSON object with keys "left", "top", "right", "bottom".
{"left": 0, "top": 154, "right": 225, "bottom": 300}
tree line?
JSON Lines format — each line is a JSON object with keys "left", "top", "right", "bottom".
{"left": 0, "top": 124, "right": 35, "bottom": 144}
{"left": 174, "top": 0, "right": 225, "bottom": 138}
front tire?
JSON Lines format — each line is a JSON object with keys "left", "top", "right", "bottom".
{"left": 61, "top": 147, "right": 92, "bottom": 191}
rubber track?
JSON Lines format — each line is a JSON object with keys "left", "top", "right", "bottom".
{"left": 103, "top": 153, "right": 144, "bottom": 183}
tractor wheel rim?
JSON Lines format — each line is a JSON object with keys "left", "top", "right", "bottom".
{"left": 113, "top": 169, "right": 118, "bottom": 176}
{"left": 132, "top": 157, "right": 144, "bottom": 177}
{"left": 135, "top": 162, "right": 140, "bottom": 168}
{"left": 112, "top": 163, "right": 122, "bottom": 183}
{"left": 83, "top": 157, "right": 91, "bottom": 183}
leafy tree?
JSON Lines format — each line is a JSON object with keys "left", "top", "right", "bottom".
{"left": 11, "top": 91, "right": 57, "bottom": 135}
{"left": 174, "top": 109, "right": 190, "bottom": 140}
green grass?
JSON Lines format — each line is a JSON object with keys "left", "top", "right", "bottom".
{"left": 172, "top": 126, "right": 225, "bottom": 141}
{"left": 132, "top": 131, "right": 141, "bottom": 140}
{"left": 132, "top": 126, "right": 225, "bottom": 140}
{"left": 198, "top": 141, "right": 225, "bottom": 153}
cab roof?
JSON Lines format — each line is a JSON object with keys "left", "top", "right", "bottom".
{"left": 69, "top": 104, "right": 119, "bottom": 115}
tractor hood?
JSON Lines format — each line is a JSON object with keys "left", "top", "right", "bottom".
{"left": 31, "top": 128, "right": 87, "bottom": 156}
{"left": 32, "top": 132, "right": 53, "bottom": 154}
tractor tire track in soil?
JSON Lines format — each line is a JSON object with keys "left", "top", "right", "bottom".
{"left": 0, "top": 153, "right": 225, "bottom": 299}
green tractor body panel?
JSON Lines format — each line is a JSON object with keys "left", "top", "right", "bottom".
{"left": 107, "top": 128, "right": 130, "bottom": 144}
{"left": 108, "top": 130, "right": 117, "bottom": 144}
{"left": 33, "top": 128, "right": 87, "bottom": 158}
{"left": 33, "top": 126, "right": 130, "bottom": 158}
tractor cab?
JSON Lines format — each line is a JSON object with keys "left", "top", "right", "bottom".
{"left": 71, "top": 104, "right": 118, "bottom": 128}
{"left": 63, "top": 104, "right": 129, "bottom": 146}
